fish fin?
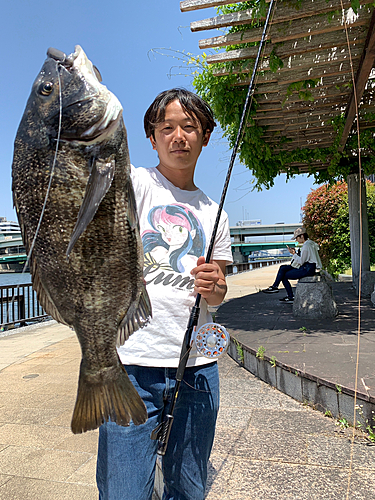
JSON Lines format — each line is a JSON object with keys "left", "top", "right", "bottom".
{"left": 116, "top": 283, "right": 152, "bottom": 347}
{"left": 71, "top": 358, "right": 147, "bottom": 434}
{"left": 31, "top": 269, "right": 69, "bottom": 326}
{"left": 15, "top": 215, "right": 69, "bottom": 326}
{"left": 67, "top": 158, "right": 115, "bottom": 257}
{"left": 125, "top": 179, "right": 139, "bottom": 231}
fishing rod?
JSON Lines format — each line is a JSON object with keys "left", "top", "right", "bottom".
{"left": 151, "top": 0, "right": 276, "bottom": 456}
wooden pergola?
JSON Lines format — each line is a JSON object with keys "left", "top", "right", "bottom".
{"left": 180, "top": 0, "right": 375, "bottom": 173}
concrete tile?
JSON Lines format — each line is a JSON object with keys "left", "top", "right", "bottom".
{"left": 216, "top": 407, "right": 253, "bottom": 430}
{"left": 0, "top": 379, "right": 42, "bottom": 394}
{"left": 307, "top": 434, "right": 375, "bottom": 469}
{"left": 349, "top": 470, "right": 375, "bottom": 499}
{"left": 34, "top": 393, "right": 77, "bottom": 410}
{"left": 233, "top": 428, "right": 308, "bottom": 464}
{"left": 205, "top": 453, "right": 236, "bottom": 499}
{"left": 46, "top": 408, "right": 74, "bottom": 427}
{"left": 55, "top": 430, "right": 99, "bottom": 454}
{"left": 66, "top": 455, "right": 97, "bottom": 486}
{"left": 0, "top": 423, "right": 71, "bottom": 447}
{"left": 249, "top": 408, "right": 337, "bottom": 435}
{"left": 0, "top": 390, "right": 60, "bottom": 408}
{"left": 227, "top": 461, "right": 351, "bottom": 499}
{"left": 0, "top": 475, "right": 11, "bottom": 487}
{"left": 33, "top": 381, "right": 78, "bottom": 394}
{"left": 0, "top": 476, "right": 98, "bottom": 500}
{"left": 210, "top": 426, "right": 246, "bottom": 460}
{"left": 0, "top": 406, "right": 67, "bottom": 425}
{"left": 0, "top": 445, "right": 92, "bottom": 481}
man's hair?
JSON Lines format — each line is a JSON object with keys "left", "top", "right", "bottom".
{"left": 144, "top": 88, "right": 216, "bottom": 138}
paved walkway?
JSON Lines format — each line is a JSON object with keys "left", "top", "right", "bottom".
{"left": 0, "top": 265, "right": 374, "bottom": 499}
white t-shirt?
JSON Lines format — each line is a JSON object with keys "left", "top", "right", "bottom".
{"left": 117, "top": 166, "right": 233, "bottom": 368}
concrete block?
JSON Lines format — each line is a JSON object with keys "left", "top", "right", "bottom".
{"left": 276, "top": 368, "right": 303, "bottom": 402}
{"left": 257, "top": 358, "right": 277, "bottom": 388}
{"left": 360, "top": 271, "right": 375, "bottom": 297}
{"left": 244, "top": 347, "right": 258, "bottom": 377}
{"left": 337, "top": 391, "right": 358, "bottom": 426}
{"left": 302, "top": 378, "right": 339, "bottom": 417}
{"left": 293, "top": 280, "right": 338, "bottom": 319}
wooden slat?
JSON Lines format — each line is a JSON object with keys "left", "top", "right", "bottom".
{"left": 271, "top": 7, "right": 371, "bottom": 44}
{"left": 232, "top": 59, "right": 361, "bottom": 86}
{"left": 191, "top": 8, "right": 263, "bottom": 32}
{"left": 254, "top": 110, "right": 342, "bottom": 127}
{"left": 199, "top": 26, "right": 264, "bottom": 49}
{"left": 255, "top": 87, "right": 352, "bottom": 104}
{"left": 191, "top": 0, "right": 374, "bottom": 33}
{"left": 282, "top": 141, "right": 336, "bottom": 149}
{"left": 253, "top": 74, "right": 355, "bottom": 93}
{"left": 265, "top": 133, "right": 337, "bottom": 143}
{"left": 180, "top": 0, "right": 243, "bottom": 12}
{"left": 254, "top": 97, "right": 349, "bottom": 117}
{"left": 259, "top": 115, "right": 342, "bottom": 132}
{"left": 263, "top": 129, "right": 337, "bottom": 138}
{"left": 199, "top": 8, "right": 370, "bottom": 49}
{"left": 339, "top": 10, "right": 375, "bottom": 150}
{"left": 269, "top": 0, "right": 374, "bottom": 25}
{"left": 214, "top": 54, "right": 361, "bottom": 85}
{"left": 206, "top": 29, "right": 366, "bottom": 65}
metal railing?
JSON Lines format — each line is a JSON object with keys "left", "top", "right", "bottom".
{"left": 225, "top": 257, "right": 289, "bottom": 275}
{"left": 0, "top": 284, "right": 48, "bottom": 328}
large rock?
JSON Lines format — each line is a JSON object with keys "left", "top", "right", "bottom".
{"left": 354, "top": 270, "right": 375, "bottom": 297}
{"left": 293, "top": 276, "right": 338, "bottom": 319}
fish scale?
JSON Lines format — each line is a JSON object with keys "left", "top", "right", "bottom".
{"left": 12, "top": 45, "right": 152, "bottom": 433}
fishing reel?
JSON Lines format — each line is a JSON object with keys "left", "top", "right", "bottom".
{"left": 193, "top": 323, "right": 229, "bottom": 359}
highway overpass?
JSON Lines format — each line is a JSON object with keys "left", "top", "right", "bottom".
{"left": 230, "top": 223, "right": 301, "bottom": 262}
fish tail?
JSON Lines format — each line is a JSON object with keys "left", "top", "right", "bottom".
{"left": 71, "top": 362, "right": 147, "bottom": 434}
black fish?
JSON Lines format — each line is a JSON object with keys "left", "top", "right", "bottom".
{"left": 12, "top": 45, "right": 151, "bottom": 433}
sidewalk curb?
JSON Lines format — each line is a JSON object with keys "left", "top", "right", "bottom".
{"left": 228, "top": 337, "right": 375, "bottom": 427}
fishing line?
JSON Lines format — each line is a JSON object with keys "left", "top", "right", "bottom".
{"left": 150, "top": 0, "right": 277, "bottom": 456}
{"left": 4, "top": 61, "right": 63, "bottom": 327}
{"left": 339, "top": 1, "right": 364, "bottom": 498}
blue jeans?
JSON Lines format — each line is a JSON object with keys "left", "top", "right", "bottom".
{"left": 96, "top": 362, "right": 219, "bottom": 500}
{"left": 273, "top": 262, "right": 316, "bottom": 299}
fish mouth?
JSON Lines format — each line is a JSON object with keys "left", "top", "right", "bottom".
{"left": 63, "top": 110, "right": 123, "bottom": 144}
{"left": 48, "top": 45, "right": 123, "bottom": 142}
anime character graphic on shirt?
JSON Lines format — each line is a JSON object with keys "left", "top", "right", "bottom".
{"left": 142, "top": 204, "right": 206, "bottom": 274}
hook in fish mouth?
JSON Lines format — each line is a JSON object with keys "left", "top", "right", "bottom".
{"left": 47, "top": 47, "right": 77, "bottom": 67}
{"left": 47, "top": 46, "right": 102, "bottom": 81}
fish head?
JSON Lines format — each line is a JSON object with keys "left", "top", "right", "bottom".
{"left": 18, "top": 45, "right": 123, "bottom": 145}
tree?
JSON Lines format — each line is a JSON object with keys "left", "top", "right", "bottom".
{"left": 302, "top": 181, "right": 375, "bottom": 276}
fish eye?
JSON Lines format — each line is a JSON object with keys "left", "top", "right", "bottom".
{"left": 40, "top": 82, "right": 54, "bottom": 96}
{"left": 93, "top": 65, "right": 102, "bottom": 82}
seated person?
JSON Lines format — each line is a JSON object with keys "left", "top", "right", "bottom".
{"left": 262, "top": 227, "right": 322, "bottom": 302}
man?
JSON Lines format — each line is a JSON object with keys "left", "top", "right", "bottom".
{"left": 96, "top": 88, "right": 233, "bottom": 499}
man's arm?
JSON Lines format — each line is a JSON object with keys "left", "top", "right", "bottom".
{"left": 190, "top": 257, "right": 228, "bottom": 306}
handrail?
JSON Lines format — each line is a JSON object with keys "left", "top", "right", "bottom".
{"left": 0, "top": 283, "right": 48, "bottom": 329}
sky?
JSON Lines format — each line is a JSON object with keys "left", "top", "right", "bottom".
{"left": 1, "top": 0, "right": 318, "bottom": 227}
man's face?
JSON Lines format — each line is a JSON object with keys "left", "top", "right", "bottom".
{"left": 150, "top": 100, "right": 210, "bottom": 174}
